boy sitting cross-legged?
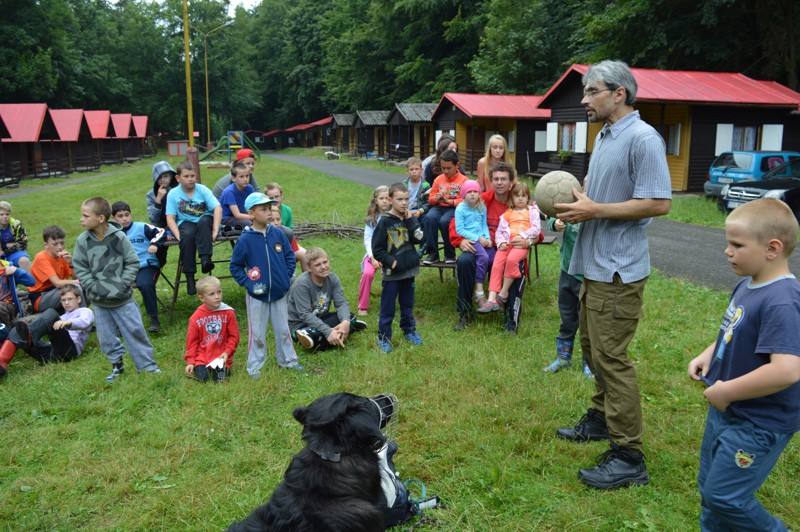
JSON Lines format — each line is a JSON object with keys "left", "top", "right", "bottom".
{"left": 287, "top": 247, "right": 366, "bottom": 351}
{"left": 72, "top": 197, "right": 161, "bottom": 383}
{"left": 229, "top": 193, "right": 302, "bottom": 378}
{"left": 184, "top": 276, "right": 238, "bottom": 382}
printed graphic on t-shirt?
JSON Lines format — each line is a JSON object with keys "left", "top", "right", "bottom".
{"left": 715, "top": 300, "right": 744, "bottom": 360}
{"left": 388, "top": 226, "right": 409, "bottom": 252}
{"left": 178, "top": 198, "right": 208, "bottom": 217}
{"left": 312, "top": 291, "right": 329, "bottom": 316}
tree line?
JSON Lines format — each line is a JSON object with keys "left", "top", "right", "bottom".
{"left": 1, "top": 0, "right": 796, "bottom": 144}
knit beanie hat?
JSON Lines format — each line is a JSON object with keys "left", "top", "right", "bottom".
{"left": 460, "top": 180, "right": 481, "bottom": 199}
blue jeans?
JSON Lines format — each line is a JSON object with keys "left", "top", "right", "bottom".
{"left": 136, "top": 266, "right": 160, "bottom": 317}
{"left": 423, "top": 206, "right": 455, "bottom": 258}
{"left": 698, "top": 407, "right": 792, "bottom": 531}
{"left": 378, "top": 277, "right": 416, "bottom": 341}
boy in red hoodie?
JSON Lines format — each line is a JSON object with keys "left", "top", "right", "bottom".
{"left": 184, "top": 275, "right": 239, "bottom": 382}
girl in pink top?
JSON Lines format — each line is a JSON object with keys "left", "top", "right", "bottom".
{"left": 478, "top": 182, "right": 540, "bottom": 313}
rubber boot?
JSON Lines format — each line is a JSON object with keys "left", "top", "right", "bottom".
{"left": 0, "top": 339, "right": 18, "bottom": 378}
{"left": 148, "top": 314, "right": 161, "bottom": 333}
{"left": 15, "top": 309, "right": 59, "bottom": 349}
{"left": 186, "top": 274, "right": 197, "bottom": 296}
{"left": 543, "top": 339, "right": 573, "bottom": 373}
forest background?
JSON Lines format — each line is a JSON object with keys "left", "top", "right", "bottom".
{"left": 1, "top": 0, "right": 797, "bottom": 145}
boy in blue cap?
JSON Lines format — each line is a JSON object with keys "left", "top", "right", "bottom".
{"left": 230, "top": 193, "right": 301, "bottom": 378}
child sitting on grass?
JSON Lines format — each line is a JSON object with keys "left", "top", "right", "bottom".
{"left": 688, "top": 198, "right": 800, "bottom": 531}
{"left": 359, "top": 185, "right": 390, "bottom": 316}
{"left": 165, "top": 161, "right": 222, "bottom": 296}
{"left": 0, "top": 285, "right": 94, "bottom": 378}
{"left": 112, "top": 201, "right": 167, "bottom": 333}
{"left": 72, "top": 197, "right": 161, "bottom": 383}
{"left": 184, "top": 276, "right": 239, "bottom": 382}
{"left": 230, "top": 193, "right": 302, "bottom": 377}
{"left": 288, "top": 247, "right": 366, "bottom": 350}
{"left": 0, "top": 259, "right": 34, "bottom": 330}
{"left": 479, "top": 181, "right": 541, "bottom": 314}
{"left": 455, "top": 180, "right": 492, "bottom": 309}
{"left": 0, "top": 201, "right": 31, "bottom": 271}
{"left": 371, "top": 182, "right": 424, "bottom": 353}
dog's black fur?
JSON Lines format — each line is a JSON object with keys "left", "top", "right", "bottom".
{"left": 227, "top": 393, "right": 390, "bottom": 532}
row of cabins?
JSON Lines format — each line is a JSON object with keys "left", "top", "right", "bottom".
{"left": 253, "top": 64, "right": 800, "bottom": 192}
{"left": 0, "top": 104, "right": 153, "bottom": 183}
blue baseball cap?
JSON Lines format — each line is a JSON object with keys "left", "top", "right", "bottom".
{"left": 244, "top": 192, "right": 277, "bottom": 212}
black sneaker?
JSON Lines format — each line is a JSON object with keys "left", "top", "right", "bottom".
{"left": 186, "top": 275, "right": 197, "bottom": 296}
{"left": 148, "top": 316, "right": 161, "bottom": 333}
{"left": 556, "top": 408, "right": 609, "bottom": 442}
{"left": 352, "top": 320, "right": 368, "bottom": 332}
{"left": 422, "top": 253, "right": 439, "bottom": 265}
{"left": 453, "top": 314, "right": 473, "bottom": 331}
{"left": 295, "top": 328, "right": 315, "bottom": 349}
{"left": 578, "top": 447, "right": 649, "bottom": 489}
{"left": 106, "top": 361, "right": 124, "bottom": 383}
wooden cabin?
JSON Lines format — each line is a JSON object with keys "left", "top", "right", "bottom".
{"left": 386, "top": 103, "right": 437, "bottom": 160}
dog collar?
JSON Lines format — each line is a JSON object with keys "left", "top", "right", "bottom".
{"left": 310, "top": 446, "right": 341, "bottom": 462}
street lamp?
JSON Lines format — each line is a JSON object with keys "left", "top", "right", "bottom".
{"left": 177, "top": 17, "right": 235, "bottom": 147}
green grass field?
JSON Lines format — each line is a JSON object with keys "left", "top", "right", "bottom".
{"left": 1, "top": 156, "right": 797, "bottom": 530}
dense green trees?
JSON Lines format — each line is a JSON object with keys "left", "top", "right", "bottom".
{"left": 0, "top": 0, "right": 796, "bottom": 141}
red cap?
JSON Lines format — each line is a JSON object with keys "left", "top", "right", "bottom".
{"left": 236, "top": 148, "right": 256, "bottom": 161}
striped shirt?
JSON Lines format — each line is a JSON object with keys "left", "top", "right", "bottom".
{"left": 569, "top": 111, "right": 672, "bottom": 283}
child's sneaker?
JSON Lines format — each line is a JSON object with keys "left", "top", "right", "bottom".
{"left": 403, "top": 330, "right": 423, "bottom": 345}
{"left": 106, "top": 361, "right": 124, "bottom": 383}
{"left": 295, "top": 328, "right": 315, "bottom": 349}
{"left": 582, "top": 361, "right": 594, "bottom": 379}
{"left": 444, "top": 256, "right": 456, "bottom": 264}
{"left": 352, "top": 320, "right": 368, "bottom": 332}
{"left": 148, "top": 315, "right": 161, "bottom": 333}
{"left": 422, "top": 253, "right": 439, "bottom": 265}
{"left": 496, "top": 293, "right": 508, "bottom": 309}
{"left": 475, "top": 295, "right": 488, "bottom": 309}
{"left": 284, "top": 362, "right": 305, "bottom": 371}
{"left": 543, "top": 358, "right": 571, "bottom": 373}
{"left": 378, "top": 338, "right": 393, "bottom": 353}
{"left": 476, "top": 299, "right": 500, "bottom": 314}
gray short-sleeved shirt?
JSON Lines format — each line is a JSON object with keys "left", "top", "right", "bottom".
{"left": 569, "top": 111, "right": 672, "bottom": 283}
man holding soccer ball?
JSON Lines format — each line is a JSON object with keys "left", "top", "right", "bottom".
{"left": 553, "top": 60, "right": 672, "bottom": 489}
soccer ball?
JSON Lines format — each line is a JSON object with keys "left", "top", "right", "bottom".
{"left": 533, "top": 171, "right": 581, "bottom": 217}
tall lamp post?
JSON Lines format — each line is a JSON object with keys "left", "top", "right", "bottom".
{"left": 179, "top": 18, "right": 235, "bottom": 147}
{"left": 181, "top": 1, "right": 194, "bottom": 148}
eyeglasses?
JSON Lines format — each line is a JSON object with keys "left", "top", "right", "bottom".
{"left": 583, "top": 88, "right": 614, "bottom": 98}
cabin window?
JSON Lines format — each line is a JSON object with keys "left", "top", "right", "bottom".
{"left": 666, "top": 124, "right": 681, "bottom": 156}
{"left": 559, "top": 123, "right": 576, "bottom": 151}
{"left": 732, "top": 126, "right": 757, "bottom": 151}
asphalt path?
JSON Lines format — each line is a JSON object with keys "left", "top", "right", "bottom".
{"left": 272, "top": 153, "right": 800, "bottom": 292}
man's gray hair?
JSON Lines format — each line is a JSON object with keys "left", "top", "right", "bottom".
{"left": 582, "top": 60, "right": 638, "bottom": 106}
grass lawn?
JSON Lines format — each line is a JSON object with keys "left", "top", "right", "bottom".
{"left": 1, "top": 156, "right": 797, "bottom": 530}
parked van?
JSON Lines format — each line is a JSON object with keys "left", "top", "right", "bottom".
{"left": 704, "top": 151, "right": 800, "bottom": 197}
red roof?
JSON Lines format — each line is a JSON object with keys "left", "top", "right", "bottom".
{"left": 50, "top": 109, "right": 87, "bottom": 142}
{"left": 307, "top": 116, "right": 332, "bottom": 127}
{"left": 539, "top": 64, "right": 800, "bottom": 108}
{"left": 0, "top": 103, "right": 58, "bottom": 142}
{"left": 132, "top": 116, "right": 148, "bottom": 138}
{"left": 434, "top": 93, "right": 551, "bottom": 120}
{"left": 285, "top": 123, "right": 312, "bottom": 132}
{"left": 110, "top": 113, "right": 135, "bottom": 138}
{"left": 84, "top": 110, "right": 113, "bottom": 139}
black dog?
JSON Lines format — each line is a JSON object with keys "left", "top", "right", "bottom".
{"left": 227, "top": 392, "right": 397, "bottom": 532}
